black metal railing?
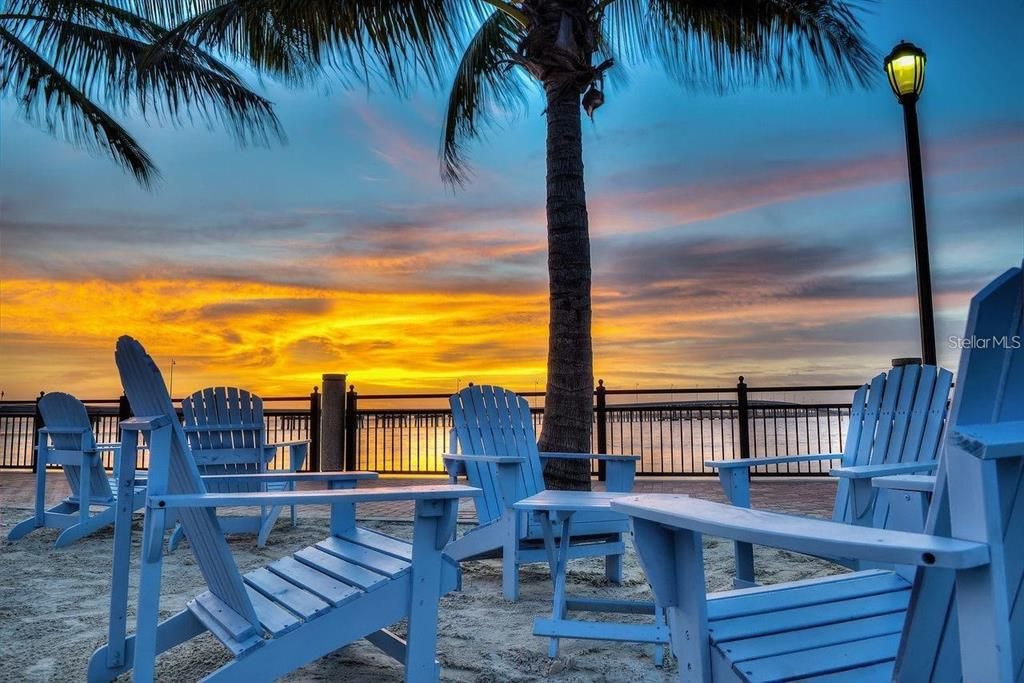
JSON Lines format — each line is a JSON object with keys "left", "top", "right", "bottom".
{"left": 0, "top": 378, "right": 867, "bottom": 476}
{"left": 345, "top": 380, "right": 860, "bottom": 476}
{"left": 0, "top": 393, "right": 318, "bottom": 473}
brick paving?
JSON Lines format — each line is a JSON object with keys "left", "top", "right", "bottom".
{"left": 0, "top": 470, "right": 837, "bottom": 522}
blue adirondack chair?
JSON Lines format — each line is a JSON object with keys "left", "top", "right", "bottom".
{"left": 444, "top": 384, "right": 639, "bottom": 601}
{"left": 612, "top": 264, "right": 1024, "bottom": 681}
{"left": 86, "top": 337, "right": 479, "bottom": 682}
{"left": 7, "top": 392, "right": 146, "bottom": 547}
{"left": 707, "top": 364, "right": 952, "bottom": 585}
{"left": 167, "top": 386, "right": 309, "bottom": 550}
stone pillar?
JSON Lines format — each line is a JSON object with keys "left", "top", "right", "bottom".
{"left": 321, "top": 373, "right": 347, "bottom": 471}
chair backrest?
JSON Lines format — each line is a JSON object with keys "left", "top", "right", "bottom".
{"left": 115, "top": 336, "right": 259, "bottom": 627}
{"left": 181, "top": 387, "right": 267, "bottom": 493}
{"left": 450, "top": 385, "right": 545, "bottom": 525}
{"left": 832, "top": 364, "right": 953, "bottom": 524}
{"left": 38, "top": 391, "right": 113, "bottom": 503}
{"left": 896, "top": 264, "right": 1024, "bottom": 679}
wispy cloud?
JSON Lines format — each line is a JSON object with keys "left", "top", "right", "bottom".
{"left": 347, "top": 98, "right": 444, "bottom": 185}
{"left": 589, "top": 120, "right": 1024, "bottom": 234}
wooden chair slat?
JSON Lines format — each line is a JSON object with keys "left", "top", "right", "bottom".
{"left": 315, "top": 537, "right": 410, "bottom": 578}
{"left": 244, "top": 586, "right": 301, "bottom": 637}
{"left": 868, "top": 364, "right": 907, "bottom": 467}
{"left": 720, "top": 611, "right": 905, "bottom": 664}
{"left": 266, "top": 557, "right": 361, "bottom": 608}
{"left": 450, "top": 390, "right": 502, "bottom": 523}
{"left": 710, "top": 590, "right": 911, "bottom": 642}
{"left": 245, "top": 567, "right": 331, "bottom": 620}
{"left": 708, "top": 570, "right": 908, "bottom": 620}
{"left": 740, "top": 632, "right": 901, "bottom": 682}
{"left": 336, "top": 527, "right": 414, "bottom": 561}
{"left": 294, "top": 547, "right": 389, "bottom": 592}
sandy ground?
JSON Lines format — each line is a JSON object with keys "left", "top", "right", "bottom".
{"left": 0, "top": 507, "right": 842, "bottom": 682}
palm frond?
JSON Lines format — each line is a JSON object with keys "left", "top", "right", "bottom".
{"left": 145, "top": 0, "right": 486, "bottom": 92}
{"left": 441, "top": 8, "right": 531, "bottom": 185}
{"left": 3, "top": 1, "right": 283, "bottom": 145}
{"left": 0, "top": 25, "right": 159, "bottom": 186}
{"left": 605, "top": 0, "right": 876, "bottom": 92}
{"left": 5, "top": 0, "right": 239, "bottom": 78}
{"left": 118, "top": 0, "right": 234, "bottom": 29}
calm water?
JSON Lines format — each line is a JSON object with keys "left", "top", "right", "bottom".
{"left": 1, "top": 409, "right": 850, "bottom": 475}
{"left": 353, "top": 409, "right": 850, "bottom": 475}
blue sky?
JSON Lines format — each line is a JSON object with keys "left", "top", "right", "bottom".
{"left": 1, "top": 0, "right": 1021, "bottom": 398}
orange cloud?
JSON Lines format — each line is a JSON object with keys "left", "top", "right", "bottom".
{"left": 0, "top": 277, "right": 549, "bottom": 398}
{"left": 0, "top": 268, "right": 982, "bottom": 401}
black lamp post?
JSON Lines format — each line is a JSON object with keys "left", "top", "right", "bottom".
{"left": 885, "top": 41, "right": 936, "bottom": 366}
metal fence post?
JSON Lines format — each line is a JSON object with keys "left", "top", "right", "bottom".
{"left": 595, "top": 379, "right": 608, "bottom": 481}
{"left": 118, "top": 394, "right": 131, "bottom": 423}
{"left": 116, "top": 394, "right": 132, "bottom": 471}
{"left": 117, "top": 393, "right": 131, "bottom": 436}
{"left": 31, "top": 391, "right": 44, "bottom": 473}
{"left": 345, "top": 385, "right": 358, "bottom": 471}
{"left": 737, "top": 376, "right": 751, "bottom": 460}
{"left": 309, "top": 386, "right": 321, "bottom": 471}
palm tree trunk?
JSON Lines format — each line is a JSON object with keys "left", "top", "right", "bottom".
{"left": 538, "top": 81, "right": 593, "bottom": 491}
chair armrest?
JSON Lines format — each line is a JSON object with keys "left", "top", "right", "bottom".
{"left": 153, "top": 484, "right": 480, "bottom": 509}
{"left": 264, "top": 440, "right": 309, "bottom": 472}
{"left": 38, "top": 426, "right": 92, "bottom": 436}
{"left": 610, "top": 495, "right": 989, "bottom": 570}
{"left": 200, "top": 471, "right": 377, "bottom": 484}
{"left": 952, "top": 422, "right": 1024, "bottom": 460}
{"left": 705, "top": 453, "right": 842, "bottom": 470}
{"left": 872, "top": 475, "right": 935, "bottom": 493}
{"left": 831, "top": 462, "right": 936, "bottom": 479}
{"left": 442, "top": 452, "right": 524, "bottom": 465}
{"left": 539, "top": 452, "right": 641, "bottom": 462}
{"left": 266, "top": 439, "right": 310, "bottom": 449}
{"left": 120, "top": 415, "right": 173, "bottom": 431}
{"left": 539, "top": 452, "right": 637, "bottom": 492}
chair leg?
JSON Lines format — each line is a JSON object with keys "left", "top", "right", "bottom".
{"left": 653, "top": 601, "right": 667, "bottom": 667}
{"left": 132, "top": 509, "right": 168, "bottom": 683}
{"left": 502, "top": 551, "right": 520, "bottom": 602}
{"left": 502, "top": 514, "right": 520, "bottom": 602}
{"left": 86, "top": 609, "right": 206, "bottom": 683}
{"left": 289, "top": 480, "right": 298, "bottom": 527}
{"left": 33, "top": 454, "right": 47, "bottom": 524}
{"left": 405, "top": 500, "right": 448, "bottom": 683}
{"left": 605, "top": 549, "right": 623, "bottom": 584}
{"left": 259, "top": 505, "right": 285, "bottom": 547}
{"left": 167, "top": 524, "right": 186, "bottom": 553}
{"left": 7, "top": 513, "right": 46, "bottom": 541}
{"left": 547, "top": 516, "right": 573, "bottom": 659}
{"left": 78, "top": 456, "right": 92, "bottom": 527}
{"left": 54, "top": 506, "right": 116, "bottom": 548}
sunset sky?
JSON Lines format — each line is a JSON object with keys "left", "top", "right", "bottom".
{"left": 1, "top": 0, "right": 1021, "bottom": 400}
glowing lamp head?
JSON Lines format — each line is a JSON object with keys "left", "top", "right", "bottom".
{"left": 885, "top": 41, "right": 926, "bottom": 102}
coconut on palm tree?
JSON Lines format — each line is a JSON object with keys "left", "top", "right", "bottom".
{"left": 9, "top": 1, "right": 876, "bottom": 489}
{"left": 0, "top": 0, "right": 282, "bottom": 187}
